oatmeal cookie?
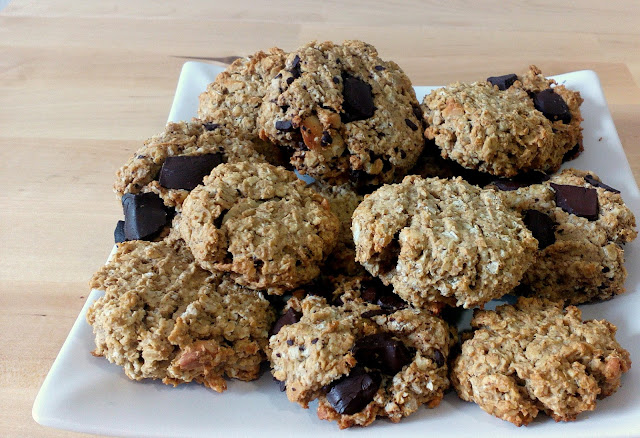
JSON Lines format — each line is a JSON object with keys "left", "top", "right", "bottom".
{"left": 179, "top": 162, "right": 339, "bottom": 294}
{"left": 87, "top": 239, "right": 275, "bottom": 392}
{"left": 258, "top": 40, "right": 424, "bottom": 186}
{"left": 114, "top": 120, "right": 267, "bottom": 209}
{"left": 422, "top": 66, "right": 583, "bottom": 177}
{"left": 488, "top": 168, "right": 637, "bottom": 304}
{"left": 451, "top": 297, "right": 631, "bottom": 426}
{"left": 197, "top": 48, "right": 289, "bottom": 165}
{"left": 310, "top": 182, "right": 365, "bottom": 276}
{"left": 269, "top": 280, "right": 455, "bottom": 428}
{"left": 352, "top": 175, "right": 538, "bottom": 308}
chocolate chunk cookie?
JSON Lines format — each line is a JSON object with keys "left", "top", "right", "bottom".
{"left": 422, "top": 65, "right": 583, "bottom": 177}
{"left": 352, "top": 175, "right": 538, "bottom": 308}
{"left": 179, "top": 162, "right": 339, "bottom": 294}
{"left": 114, "top": 120, "right": 267, "bottom": 209}
{"left": 258, "top": 40, "right": 424, "bottom": 186}
{"left": 198, "top": 48, "right": 289, "bottom": 165}
{"left": 451, "top": 297, "right": 631, "bottom": 426}
{"left": 309, "top": 182, "right": 365, "bottom": 276}
{"left": 488, "top": 168, "right": 637, "bottom": 304}
{"left": 270, "top": 279, "right": 455, "bottom": 428}
{"left": 87, "top": 238, "right": 275, "bottom": 392}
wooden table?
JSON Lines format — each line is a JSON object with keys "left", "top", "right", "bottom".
{"left": 1, "top": 1, "right": 639, "bottom": 436}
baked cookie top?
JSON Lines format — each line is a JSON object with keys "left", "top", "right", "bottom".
{"left": 269, "top": 277, "right": 455, "bottom": 428}
{"left": 197, "top": 48, "right": 289, "bottom": 166}
{"left": 310, "top": 182, "right": 365, "bottom": 276}
{"left": 451, "top": 297, "right": 631, "bottom": 426}
{"left": 87, "top": 238, "right": 275, "bottom": 392}
{"left": 179, "top": 162, "right": 339, "bottom": 294}
{"left": 422, "top": 65, "right": 583, "bottom": 177}
{"left": 488, "top": 168, "right": 637, "bottom": 304}
{"left": 352, "top": 175, "right": 538, "bottom": 308}
{"left": 114, "top": 120, "right": 266, "bottom": 209}
{"left": 258, "top": 40, "right": 424, "bottom": 186}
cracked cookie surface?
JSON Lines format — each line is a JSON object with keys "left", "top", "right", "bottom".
{"left": 179, "top": 162, "right": 339, "bottom": 294}
{"left": 258, "top": 40, "right": 424, "bottom": 186}
{"left": 489, "top": 168, "right": 637, "bottom": 304}
{"left": 352, "top": 175, "right": 537, "bottom": 308}
{"left": 87, "top": 238, "right": 274, "bottom": 392}
{"left": 422, "top": 65, "right": 583, "bottom": 177}
{"left": 269, "top": 275, "right": 455, "bottom": 428}
{"left": 114, "top": 120, "right": 266, "bottom": 209}
{"left": 451, "top": 297, "right": 631, "bottom": 426}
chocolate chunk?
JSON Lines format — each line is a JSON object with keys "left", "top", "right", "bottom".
{"left": 533, "top": 89, "right": 571, "bottom": 124}
{"left": 286, "top": 76, "right": 294, "bottom": 85}
{"left": 202, "top": 122, "right": 220, "bottom": 131}
{"left": 412, "top": 105, "right": 423, "bottom": 121}
{"left": 158, "top": 154, "right": 223, "bottom": 190}
{"left": 523, "top": 210, "right": 556, "bottom": 249}
{"left": 341, "top": 73, "right": 375, "bottom": 122}
{"left": 273, "top": 376, "right": 286, "bottom": 392}
{"left": 491, "top": 171, "right": 550, "bottom": 191}
{"left": 321, "top": 131, "right": 333, "bottom": 146}
{"left": 361, "top": 309, "right": 388, "bottom": 318}
{"left": 270, "top": 308, "right": 302, "bottom": 336}
{"left": 405, "top": 118, "right": 418, "bottom": 131}
{"left": 374, "top": 65, "right": 385, "bottom": 71}
{"left": 121, "top": 193, "right": 168, "bottom": 241}
{"left": 487, "top": 73, "right": 518, "bottom": 90}
{"left": 325, "top": 368, "right": 381, "bottom": 415}
{"left": 550, "top": 183, "right": 599, "bottom": 221}
{"left": 584, "top": 174, "right": 620, "bottom": 194}
{"left": 562, "top": 143, "right": 582, "bottom": 162}
{"left": 433, "top": 349, "right": 445, "bottom": 367}
{"left": 332, "top": 76, "right": 340, "bottom": 84}
{"left": 360, "top": 278, "right": 406, "bottom": 311}
{"left": 275, "top": 120, "right": 294, "bottom": 131}
{"left": 352, "top": 333, "right": 413, "bottom": 375}
{"left": 289, "top": 55, "right": 301, "bottom": 79}
{"left": 304, "top": 276, "right": 335, "bottom": 302}
{"left": 114, "top": 220, "right": 126, "bottom": 243}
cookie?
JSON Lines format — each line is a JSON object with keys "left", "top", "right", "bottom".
{"left": 352, "top": 175, "right": 538, "bottom": 308}
{"left": 114, "top": 120, "right": 266, "bottom": 209}
{"left": 179, "top": 162, "right": 339, "bottom": 294}
{"left": 488, "top": 168, "right": 637, "bottom": 304}
{"left": 269, "top": 277, "right": 455, "bottom": 428}
{"left": 197, "top": 48, "right": 289, "bottom": 165}
{"left": 422, "top": 65, "right": 583, "bottom": 177}
{"left": 309, "top": 182, "right": 365, "bottom": 276}
{"left": 451, "top": 297, "right": 631, "bottom": 426}
{"left": 87, "top": 238, "right": 275, "bottom": 392}
{"left": 258, "top": 40, "right": 424, "bottom": 186}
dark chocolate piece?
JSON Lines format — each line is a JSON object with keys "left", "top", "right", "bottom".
{"left": 405, "top": 118, "right": 418, "bottom": 131}
{"left": 341, "top": 73, "right": 375, "bottom": 122}
{"left": 562, "top": 143, "right": 582, "bottom": 162}
{"left": 523, "top": 210, "right": 557, "bottom": 249}
{"left": 320, "top": 131, "right": 333, "bottom": 146}
{"left": 121, "top": 193, "right": 168, "bottom": 241}
{"left": 360, "top": 277, "right": 406, "bottom": 311}
{"left": 275, "top": 120, "right": 294, "bottom": 131}
{"left": 158, "top": 154, "right": 223, "bottom": 190}
{"left": 374, "top": 65, "right": 385, "bottom": 71}
{"left": 352, "top": 333, "right": 413, "bottom": 375}
{"left": 584, "top": 174, "right": 620, "bottom": 194}
{"left": 361, "top": 309, "right": 389, "bottom": 318}
{"left": 202, "top": 122, "right": 220, "bottom": 131}
{"left": 289, "top": 55, "right": 301, "bottom": 79}
{"left": 550, "top": 183, "right": 599, "bottom": 221}
{"left": 487, "top": 73, "right": 518, "bottom": 90}
{"left": 114, "top": 220, "right": 126, "bottom": 243}
{"left": 270, "top": 308, "right": 302, "bottom": 336}
{"left": 433, "top": 349, "right": 445, "bottom": 367}
{"left": 491, "top": 171, "right": 550, "bottom": 191}
{"left": 533, "top": 89, "right": 571, "bottom": 124}
{"left": 325, "top": 368, "right": 381, "bottom": 415}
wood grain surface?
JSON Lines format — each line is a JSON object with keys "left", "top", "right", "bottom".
{"left": 1, "top": 1, "right": 639, "bottom": 437}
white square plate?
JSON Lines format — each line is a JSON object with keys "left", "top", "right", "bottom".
{"left": 33, "top": 62, "right": 640, "bottom": 437}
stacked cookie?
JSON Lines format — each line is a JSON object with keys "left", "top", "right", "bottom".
{"left": 87, "top": 40, "right": 636, "bottom": 429}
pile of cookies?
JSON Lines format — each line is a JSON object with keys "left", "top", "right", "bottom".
{"left": 88, "top": 40, "right": 636, "bottom": 428}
